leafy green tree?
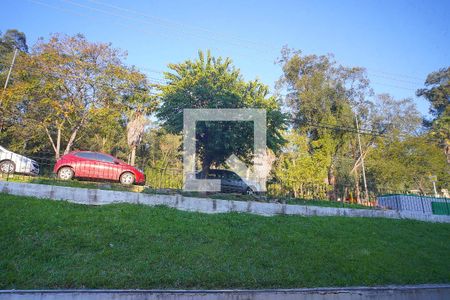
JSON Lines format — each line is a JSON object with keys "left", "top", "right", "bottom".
{"left": 272, "top": 131, "right": 332, "bottom": 199}
{"left": 366, "top": 136, "right": 450, "bottom": 194}
{"left": 367, "top": 94, "right": 422, "bottom": 136}
{"left": 157, "top": 50, "right": 286, "bottom": 173}
{"left": 0, "top": 29, "right": 28, "bottom": 82}
{"left": 345, "top": 94, "right": 423, "bottom": 201}
{"left": 417, "top": 67, "right": 450, "bottom": 117}
{"left": 417, "top": 67, "right": 450, "bottom": 163}
{"left": 277, "top": 47, "right": 371, "bottom": 199}
{"left": 122, "top": 70, "right": 158, "bottom": 166}
{"left": 78, "top": 107, "right": 127, "bottom": 155}
{"left": 0, "top": 29, "right": 28, "bottom": 54}
{"left": 2, "top": 34, "right": 153, "bottom": 159}
{"left": 136, "top": 128, "right": 183, "bottom": 189}
{"left": 0, "top": 29, "right": 28, "bottom": 131}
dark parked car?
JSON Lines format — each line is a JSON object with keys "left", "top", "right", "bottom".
{"left": 197, "top": 169, "right": 256, "bottom": 194}
{"left": 53, "top": 151, "right": 145, "bottom": 185}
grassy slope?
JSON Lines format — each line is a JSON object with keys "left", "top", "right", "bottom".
{"left": 0, "top": 193, "right": 449, "bottom": 289}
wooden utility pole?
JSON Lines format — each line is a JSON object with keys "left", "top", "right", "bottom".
{"left": 0, "top": 48, "right": 18, "bottom": 105}
{"left": 355, "top": 114, "right": 369, "bottom": 202}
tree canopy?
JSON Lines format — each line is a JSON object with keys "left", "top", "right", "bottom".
{"left": 1, "top": 33, "right": 157, "bottom": 160}
{"left": 157, "top": 50, "right": 286, "bottom": 172}
{"left": 417, "top": 67, "right": 450, "bottom": 163}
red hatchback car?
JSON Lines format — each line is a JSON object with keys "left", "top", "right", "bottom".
{"left": 53, "top": 151, "right": 145, "bottom": 185}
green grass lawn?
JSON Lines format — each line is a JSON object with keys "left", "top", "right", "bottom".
{"left": 1, "top": 193, "right": 449, "bottom": 289}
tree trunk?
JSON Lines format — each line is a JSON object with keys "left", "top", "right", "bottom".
{"left": 354, "top": 169, "right": 361, "bottom": 204}
{"left": 343, "top": 186, "right": 348, "bottom": 203}
{"left": 64, "top": 127, "right": 79, "bottom": 155}
{"left": 130, "top": 144, "right": 137, "bottom": 166}
{"left": 64, "top": 114, "right": 87, "bottom": 155}
{"left": 127, "top": 112, "right": 147, "bottom": 165}
{"left": 327, "top": 162, "right": 337, "bottom": 200}
{"left": 44, "top": 125, "right": 61, "bottom": 160}
{"left": 56, "top": 126, "right": 61, "bottom": 158}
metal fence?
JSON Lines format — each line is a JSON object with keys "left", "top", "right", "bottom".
{"left": 0, "top": 149, "right": 449, "bottom": 215}
{"left": 378, "top": 194, "right": 450, "bottom": 215}
{"left": 0, "top": 150, "right": 183, "bottom": 190}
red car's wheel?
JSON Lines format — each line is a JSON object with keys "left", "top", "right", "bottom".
{"left": 120, "top": 172, "right": 135, "bottom": 185}
{"left": 58, "top": 167, "right": 74, "bottom": 180}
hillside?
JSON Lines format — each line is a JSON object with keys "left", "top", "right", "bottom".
{"left": 1, "top": 193, "right": 449, "bottom": 289}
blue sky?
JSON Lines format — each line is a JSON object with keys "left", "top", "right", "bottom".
{"left": 1, "top": 0, "right": 449, "bottom": 116}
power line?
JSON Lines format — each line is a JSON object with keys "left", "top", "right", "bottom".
{"left": 4, "top": 67, "right": 443, "bottom": 143}
{"left": 27, "top": 0, "right": 428, "bottom": 92}
{"left": 143, "top": 69, "right": 421, "bottom": 91}
{"left": 86, "top": 0, "right": 278, "bottom": 51}
{"left": 139, "top": 67, "right": 164, "bottom": 75}
{"left": 367, "top": 68, "right": 424, "bottom": 81}
{"left": 79, "top": 1, "right": 435, "bottom": 86}
{"left": 61, "top": 0, "right": 274, "bottom": 52}
{"left": 367, "top": 72, "right": 423, "bottom": 85}
{"left": 294, "top": 119, "right": 444, "bottom": 144}
{"left": 28, "top": 0, "right": 273, "bottom": 67}
{"left": 81, "top": 0, "right": 430, "bottom": 85}
{"left": 13, "top": 0, "right": 442, "bottom": 136}
{"left": 300, "top": 120, "right": 386, "bottom": 137}
{"left": 5, "top": 63, "right": 163, "bottom": 89}
{"left": 82, "top": 0, "right": 429, "bottom": 84}
{"left": 28, "top": 0, "right": 193, "bottom": 44}
{"left": 5, "top": 59, "right": 433, "bottom": 142}
{"left": 370, "top": 81, "right": 418, "bottom": 91}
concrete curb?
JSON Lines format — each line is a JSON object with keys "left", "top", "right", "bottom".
{"left": 1, "top": 181, "right": 450, "bottom": 223}
{"left": 1, "top": 285, "right": 450, "bottom": 299}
